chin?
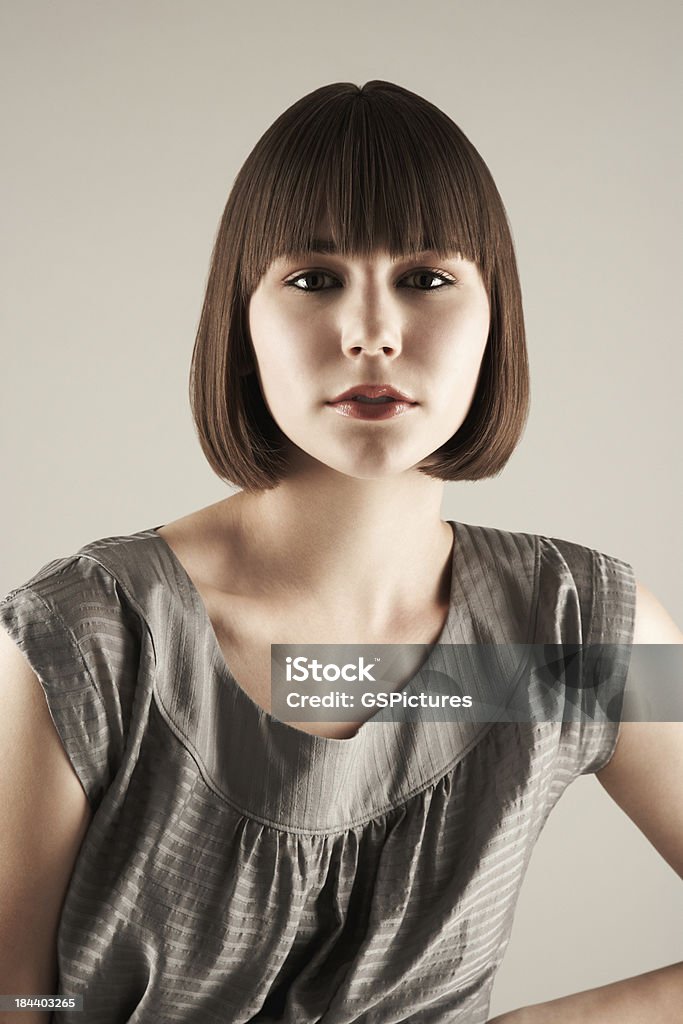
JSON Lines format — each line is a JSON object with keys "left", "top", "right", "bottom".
{"left": 284, "top": 436, "right": 439, "bottom": 480}
{"left": 324, "top": 452, "right": 431, "bottom": 480}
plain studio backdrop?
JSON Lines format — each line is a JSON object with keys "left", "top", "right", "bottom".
{"left": 1, "top": 0, "right": 681, "bottom": 1015}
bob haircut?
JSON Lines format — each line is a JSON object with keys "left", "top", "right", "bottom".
{"left": 190, "top": 80, "right": 529, "bottom": 492}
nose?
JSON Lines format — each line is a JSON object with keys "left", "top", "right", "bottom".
{"left": 340, "top": 281, "right": 402, "bottom": 359}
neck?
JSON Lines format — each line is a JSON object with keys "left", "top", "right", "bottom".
{"left": 216, "top": 460, "right": 454, "bottom": 632}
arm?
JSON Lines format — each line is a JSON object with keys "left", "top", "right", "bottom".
{"left": 487, "top": 961, "right": 683, "bottom": 1023}
{"left": 0, "top": 625, "right": 93, "bottom": 1023}
{"left": 488, "top": 580, "right": 683, "bottom": 1023}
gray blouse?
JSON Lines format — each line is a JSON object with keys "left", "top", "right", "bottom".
{"left": 0, "top": 520, "right": 636, "bottom": 1023}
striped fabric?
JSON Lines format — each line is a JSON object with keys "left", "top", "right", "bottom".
{"left": 0, "top": 521, "right": 636, "bottom": 1023}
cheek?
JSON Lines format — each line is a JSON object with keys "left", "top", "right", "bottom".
{"left": 248, "top": 306, "right": 322, "bottom": 412}
{"left": 428, "top": 304, "right": 489, "bottom": 371}
{"left": 249, "top": 298, "right": 291, "bottom": 372}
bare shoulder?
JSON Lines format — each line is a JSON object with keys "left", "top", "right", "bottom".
{"left": 596, "top": 578, "right": 682, "bottom": 787}
{"left": 630, "top": 580, "right": 683, "bottom": 644}
{"left": 594, "top": 579, "right": 683, "bottom": 880}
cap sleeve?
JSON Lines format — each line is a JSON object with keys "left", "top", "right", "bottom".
{"left": 579, "top": 547, "right": 637, "bottom": 773}
{"left": 0, "top": 554, "right": 144, "bottom": 811}
{"left": 542, "top": 537, "right": 637, "bottom": 776}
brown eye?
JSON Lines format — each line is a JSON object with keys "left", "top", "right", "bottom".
{"left": 285, "top": 267, "right": 456, "bottom": 293}
{"left": 400, "top": 270, "right": 455, "bottom": 290}
{"left": 286, "top": 271, "right": 340, "bottom": 292}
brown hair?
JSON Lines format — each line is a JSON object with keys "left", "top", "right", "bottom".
{"left": 189, "top": 80, "right": 529, "bottom": 492}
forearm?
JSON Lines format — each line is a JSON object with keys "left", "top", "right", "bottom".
{"left": 488, "top": 960, "right": 683, "bottom": 1023}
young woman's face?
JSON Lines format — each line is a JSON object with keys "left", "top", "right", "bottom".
{"left": 247, "top": 236, "right": 491, "bottom": 480}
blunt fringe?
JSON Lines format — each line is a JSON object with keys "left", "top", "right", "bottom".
{"left": 189, "top": 80, "right": 530, "bottom": 492}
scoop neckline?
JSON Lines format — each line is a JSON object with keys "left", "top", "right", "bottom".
{"left": 73, "top": 518, "right": 540, "bottom": 829}
{"left": 148, "top": 519, "right": 462, "bottom": 749}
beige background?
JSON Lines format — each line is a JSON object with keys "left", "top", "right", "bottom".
{"left": 2, "top": 0, "right": 681, "bottom": 1014}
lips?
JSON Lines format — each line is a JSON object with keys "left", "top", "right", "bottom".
{"left": 327, "top": 384, "right": 416, "bottom": 404}
{"left": 325, "top": 383, "right": 418, "bottom": 421}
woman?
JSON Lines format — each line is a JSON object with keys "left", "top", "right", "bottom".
{"left": 1, "top": 80, "right": 681, "bottom": 1023}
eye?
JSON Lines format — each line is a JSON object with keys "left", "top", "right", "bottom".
{"left": 399, "top": 269, "right": 457, "bottom": 290}
{"left": 284, "top": 268, "right": 457, "bottom": 293}
{"left": 285, "top": 271, "right": 341, "bottom": 292}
